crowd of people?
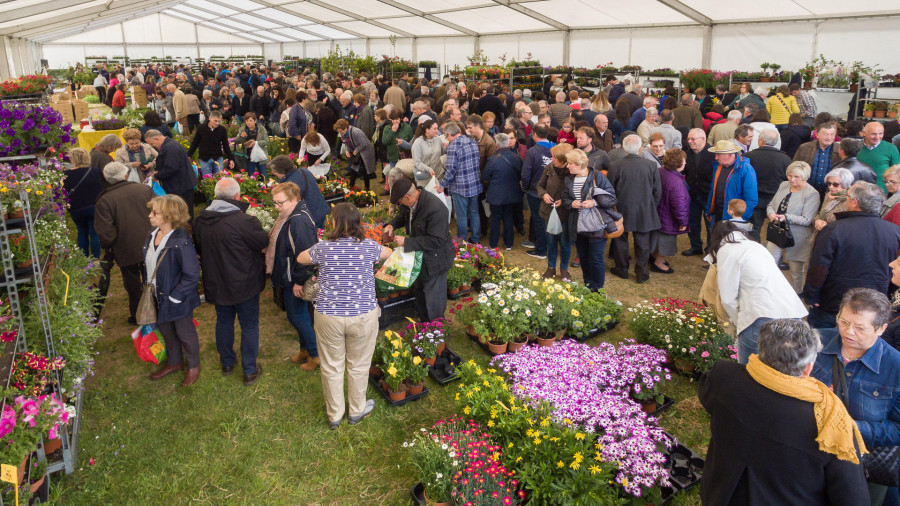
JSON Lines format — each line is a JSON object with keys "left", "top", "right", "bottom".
{"left": 65, "top": 60, "right": 900, "bottom": 501}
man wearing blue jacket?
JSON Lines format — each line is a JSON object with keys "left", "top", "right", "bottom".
{"left": 705, "top": 140, "right": 758, "bottom": 226}
{"left": 520, "top": 124, "right": 555, "bottom": 258}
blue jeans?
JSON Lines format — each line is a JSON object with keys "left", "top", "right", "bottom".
{"left": 737, "top": 317, "right": 774, "bottom": 364}
{"left": 575, "top": 233, "right": 607, "bottom": 290}
{"left": 283, "top": 289, "right": 317, "bottom": 358}
{"left": 248, "top": 161, "right": 267, "bottom": 182}
{"left": 69, "top": 206, "right": 100, "bottom": 258}
{"left": 807, "top": 306, "right": 837, "bottom": 330}
{"left": 488, "top": 203, "right": 515, "bottom": 249}
{"left": 547, "top": 220, "right": 571, "bottom": 270}
{"left": 215, "top": 293, "right": 260, "bottom": 375}
{"left": 526, "top": 194, "right": 547, "bottom": 255}
{"left": 199, "top": 157, "right": 224, "bottom": 177}
{"left": 451, "top": 193, "right": 481, "bottom": 243}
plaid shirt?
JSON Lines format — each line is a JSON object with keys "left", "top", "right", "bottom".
{"left": 797, "top": 90, "right": 817, "bottom": 119}
{"left": 441, "top": 135, "right": 483, "bottom": 198}
{"left": 810, "top": 143, "right": 833, "bottom": 190}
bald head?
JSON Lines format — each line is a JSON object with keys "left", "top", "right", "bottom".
{"left": 864, "top": 121, "right": 885, "bottom": 148}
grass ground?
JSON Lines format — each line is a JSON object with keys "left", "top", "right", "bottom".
{"left": 50, "top": 190, "right": 715, "bottom": 505}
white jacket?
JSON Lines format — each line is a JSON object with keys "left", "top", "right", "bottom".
{"left": 711, "top": 232, "right": 807, "bottom": 333}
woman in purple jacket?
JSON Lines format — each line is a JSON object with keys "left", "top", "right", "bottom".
{"left": 651, "top": 149, "right": 690, "bottom": 273}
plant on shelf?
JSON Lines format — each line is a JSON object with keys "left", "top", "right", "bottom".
{"left": 621, "top": 64, "right": 642, "bottom": 72}
{"left": 466, "top": 49, "right": 489, "bottom": 67}
{"left": 769, "top": 63, "right": 782, "bottom": 74}
{"left": 648, "top": 67, "right": 677, "bottom": 76}
{"left": 11, "top": 352, "right": 65, "bottom": 397}
{"left": 417, "top": 60, "right": 438, "bottom": 68}
{"left": 800, "top": 61, "right": 817, "bottom": 83}
{"left": 0, "top": 391, "right": 69, "bottom": 469}
{"left": 0, "top": 75, "right": 52, "bottom": 97}
{"left": 760, "top": 62, "right": 770, "bottom": 75}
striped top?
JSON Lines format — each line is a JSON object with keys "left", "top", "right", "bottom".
{"left": 572, "top": 176, "right": 587, "bottom": 200}
{"left": 309, "top": 238, "right": 383, "bottom": 316}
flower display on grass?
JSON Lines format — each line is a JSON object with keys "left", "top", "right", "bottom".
{"left": 492, "top": 340, "right": 672, "bottom": 496}
{"left": 628, "top": 298, "right": 736, "bottom": 372}
{"left": 345, "top": 187, "right": 377, "bottom": 207}
{"left": 198, "top": 170, "right": 272, "bottom": 206}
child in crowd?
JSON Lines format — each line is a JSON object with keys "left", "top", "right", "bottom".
{"left": 726, "top": 199, "right": 753, "bottom": 233}
{"left": 557, "top": 118, "right": 576, "bottom": 145}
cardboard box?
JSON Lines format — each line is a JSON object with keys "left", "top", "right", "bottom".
{"left": 130, "top": 86, "right": 147, "bottom": 107}
{"left": 75, "top": 85, "right": 97, "bottom": 99}
{"left": 71, "top": 100, "right": 90, "bottom": 121}
{"left": 50, "top": 100, "right": 74, "bottom": 120}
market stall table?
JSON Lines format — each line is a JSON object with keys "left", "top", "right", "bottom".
{"left": 77, "top": 128, "right": 126, "bottom": 150}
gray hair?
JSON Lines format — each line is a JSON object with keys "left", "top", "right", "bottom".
{"left": 96, "top": 133, "right": 123, "bottom": 152}
{"left": 103, "top": 161, "right": 130, "bottom": 184}
{"left": 341, "top": 90, "right": 353, "bottom": 101}
{"left": 235, "top": 87, "right": 244, "bottom": 95}
{"left": 214, "top": 177, "right": 241, "bottom": 199}
{"left": 645, "top": 107, "right": 658, "bottom": 117}
{"left": 841, "top": 287, "right": 892, "bottom": 329}
{"left": 758, "top": 319, "right": 822, "bottom": 377}
{"left": 824, "top": 168, "right": 854, "bottom": 189}
{"left": 556, "top": 91, "right": 566, "bottom": 101}
{"left": 203, "top": 89, "right": 212, "bottom": 97}
{"left": 755, "top": 86, "right": 769, "bottom": 97}
{"left": 622, "top": 134, "right": 642, "bottom": 155}
{"left": 523, "top": 88, "right": 532, "bottom": 98}
{"left": 209, "top": 111, "right": 222, "bottom": 120}
{"left": 849, "top": 181, "right": 886, "bottom": 214}
{"left": 760, "top": 129, "right": 779, "bottom": 147}
{"left": 144, "top": 129, "right": 163, "bottom": 141}
{"left": 493, "top": 132, "right": 509, "bottom": 147}
{"left": 688, "top": 128, "right": 706, "bottom": 140}
{"left": 442, "top": 121, "right": 461, "bottom": 136}
{"left": 642, "top": 96, "right": 656, "bottom": 107}
{"left": 785, "top": 161, "right": 811, "bottom": 180}
{"left": 727, "top": 110, "right": 743, "bottom": 121}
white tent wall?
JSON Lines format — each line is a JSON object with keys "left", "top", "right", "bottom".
{"left": 415, "top": 37, "right": 474, "bottom": 71}
{"left": 479, "top": 32, "right": 563, "bottom": 67}
{"left": 0, "top": 37, "right": 44, "bottom": 78}
{"left": 263, "top": 43, "right": 280, "bottom": 63}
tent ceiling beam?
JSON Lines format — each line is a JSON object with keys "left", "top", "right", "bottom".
{"left": 301, "top": 0, "right": 415, "bottom": 38}
{"left": 235, "top": 0, "right": 371, "bottom": 40}
{"left": 655, "top": 0, "right": 711, "bottom": 26}
{"left": 357, "top": 0, "right": 473, "bottom": 36}
{"left": 11, "top": 0, "right": 181, "bottom": 38}
{"left": 487, "top": 0, "right": 569, "bottom": 31}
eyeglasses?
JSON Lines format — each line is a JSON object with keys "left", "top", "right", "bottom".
{"left": 826, "top": 182, "right": 842, "bottom": 188}
{"left": 836, "top": 314, "right": 875, "bottom": 334}
{"left": 273, "top": 198, "right": 289, "bottom": 207}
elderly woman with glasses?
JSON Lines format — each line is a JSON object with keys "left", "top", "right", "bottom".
{"left": 766, "top": 161, "right": 821, "bottom": 293}
{"left": 880, "top": 165, "right": 900, "bottom": 225}
{"left": 814, "top": 168, "right": 855, "bottom": 232}
{"left": 270, "top": 182, "right": 319, "bottom": 372}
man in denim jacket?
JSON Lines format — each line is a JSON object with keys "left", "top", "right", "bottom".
{"left": 811, "top": 288, "right": 900, "bottom": 504}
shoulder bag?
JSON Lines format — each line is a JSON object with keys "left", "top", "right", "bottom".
{"left": 287, "top": 210, "right": 320, "bottom": 302}
{"left": 833, "top": 355, "right": 900, "bottom": 486}
{"left": 766, "top": 192, "right": 795, "bottom": 249}
{"left": 136, "top": 249, "right": 169, "bottom": 326}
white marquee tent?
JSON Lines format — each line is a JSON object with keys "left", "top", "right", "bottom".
{"left": 1, "top": 0, "right": 900, "bottom": 78}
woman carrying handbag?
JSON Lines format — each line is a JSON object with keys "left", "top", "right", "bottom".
{"left": 766, "top": 161, "right": 820, "bottom": 293}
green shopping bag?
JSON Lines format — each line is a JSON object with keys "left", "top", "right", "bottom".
{"left": 375, "top": 246, "right": 423, "bottom": 291}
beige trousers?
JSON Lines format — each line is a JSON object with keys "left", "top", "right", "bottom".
{"left": 314, "top": 307, "right": 380, "bottom": 423}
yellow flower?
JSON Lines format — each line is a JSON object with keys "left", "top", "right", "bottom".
{"left": 413, "top": 356, "right": 421, "bottom": 365}
{"left": 392, "top": 351, "right": 399, "bottom": 357}
{"left": 391, "top": 339, "right": 400, "bottom": 348}
{"left": 508, "top": 442, "right": 514, "bottom": 448}
{"left": 483, "top": 380, "right": 490, "bottom": 387}
{"left": 622, "top": 478, "right": 628, "bottom": 488}
{"left": 487, "top": 420, "right": 494, "bottom": 427}
{"left": 387, "top": 365, "right": 397, "bottom": 377}
{"left": 455, "top": 393, "right": 460, "bottom": 400}
{"left": 463, "top": 406, "right": 470, "bottom": 414}
{"left": 35, "top": 191, "right": 43, "bottom": 196}
{"left": 575, "top": 432, "right": 585, "bottom": 440}
{"left": 594, "top": 451, "right": 603, "bottom": 461}
{"left": 570, "top": 460, "right": 580, "bottom": 470}
{"left": 516, "top": 456, "right": 522, "bottom": 463}
{"left": 573, "top": 452, "right": 583, "bottom": 463}
{"left": 571, "top": 309, "right": 579, "bottom": 317}
{"left": 466, "top": 391, "right": 473, "bottom": 398}
{"left": 589, "top": 465, "right": 600, "bottom": 475}
{"left": 533, "top": 438, "right": 541, "bottom": 445}
{"left": 487, "top": 368, "right": 496, "bottom": 373}
{"left": 557, "top": 461, "right": 564, "bottom": 468}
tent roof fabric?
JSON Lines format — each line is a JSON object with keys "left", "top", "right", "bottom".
{"left": 7, "top": 0, "right": 900, "bottom": 43}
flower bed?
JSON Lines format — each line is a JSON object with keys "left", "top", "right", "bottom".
{"left": 628, "top": 298, "right": 735, "bottom": 373}
{"left": 0, "top": 75, "right": 52, "bottom": 97}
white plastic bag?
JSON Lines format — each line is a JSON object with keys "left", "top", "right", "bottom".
{"left": 546, "top": 206, "right": 563, "bottom": 235}
{"left": 423, "top": 177, "right": 452, "bottom": 223}
{"left": 250, "top": 142, "right": 268, "bottom": 162}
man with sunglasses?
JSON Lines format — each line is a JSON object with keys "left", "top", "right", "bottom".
{"left": 803, "top": 182, "right": 900, "bottom": 329}
{"left": 811, "top": 288, "right": 900, "bottom": 504}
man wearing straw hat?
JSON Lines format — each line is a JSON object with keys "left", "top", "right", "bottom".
{"left": 705, "top": 140, "right": 758, "bottom": 228}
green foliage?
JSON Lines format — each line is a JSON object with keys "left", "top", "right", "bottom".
{"left": 447, "top": 261, "right": 477, "bottom": 290}
{"left": 73, "top": 71, "right": 95, "bottom": 86}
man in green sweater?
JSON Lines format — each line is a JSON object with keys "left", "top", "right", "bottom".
{"left": 856, "top": 121, "right": 900, "bottom": 190}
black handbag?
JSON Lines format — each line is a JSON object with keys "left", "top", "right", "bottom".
{"left": 833, "top": 356, "right": 900, "bottom": 486}
{"left": 766, "top": 219, "right": 795, "bottom": 249}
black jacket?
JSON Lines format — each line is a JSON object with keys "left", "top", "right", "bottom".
{"left": 684, "top": 146, "right": 715, "bottom": 199}
{"left": 271, "top": 202, "right": 318, "bottom": 290}
{"left": 187, "top": 122, "right": 233, "bottom": 162}
{"left": 803, "top": 211, "right": 900, "bottom": 313}
{"left": 248, "top": 93, "right": 270, "bottom": 120}
{"left": 699, "top": 361, "right": 869, "bottom": 506}
{"left": 477, "top": 93, "right": 505, "bottom": 124}
{"left": 232, "top": 94, "right": 251, "bottom": 118}
{"left": 780, "top": 124, "right": 811, "bottom": 159}
{"left": 746, "top": 146, "right": 790, "bottom": 200}
{"left": 834, "top": 157, "right": 877, "bottom": 184}
{"left": 142, "top": 228, "right": 202, "bottom": 324}
{"left": 155, "top": 137, "right": 197, "bottom": 195}
{"left": 388, "top": 190, "right": 455, "bottom": 280}
{"left": 192, "top": 199, "right": 268, "bottom": 306}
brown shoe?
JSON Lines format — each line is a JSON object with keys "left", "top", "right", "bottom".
{"left": 300, "top": 356, "right": 320, "bottom": 371}
{"left": 542, "top": 268, "right": 556, "bottom": 279}
{"left": 291, "top": 349, "right": 310, "bottom": 364}
{"left": 150, "top": 363, "right": 185, "bottom": 381}
{"left": 181, "top": 367, "right": 200, "bottom": 386}
{"left": 560, "top": 270, "right": 572, "bottom": 281}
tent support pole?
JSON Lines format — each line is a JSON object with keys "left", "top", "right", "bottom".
{"left": 562, "top": 30, "right": 569, "bottom": 67}
{"left": 701, "top": 25, "right": 711, "bottom": 69}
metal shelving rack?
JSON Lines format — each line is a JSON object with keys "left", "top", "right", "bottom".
{"left": 0, "top": 155, "right": 83, "bottom": 503}
{"left": 508, "top": 65, "right": 543, "bottom": 92}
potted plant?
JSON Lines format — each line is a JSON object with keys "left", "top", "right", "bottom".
{"left": 411, "top": 327, "right": 444, "bottom": 365}
{"left": 404, "top": 355, "right": 428, "bottom": 395}
{"left": 760, "top": 62, "right": 770, "bottom": 77}
{"left": 863, "top": 102, "right": 876, "bottom": 118}
{"left": 874, "top": 100, "right": 890, "bottom": 118}
{"left": 0, "top": 102, "right": 76, "bottom": 157}
{"left": 447, "top": 262, "right": 476, "bottom": 294}
{"left": 405, "top": 423, "right": 458, "bottom": 505}
{"left": 382, "top": 353, "right": 407, "bottom": 401}
{"left": 769, "top": 63, "right": 782, "bottom": 79}
{"left": 889, "top": 103, "right": 899, "bottom": 119}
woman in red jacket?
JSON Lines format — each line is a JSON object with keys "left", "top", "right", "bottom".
{"left": 112, "top": 84, "right": 127, "bottom": 114}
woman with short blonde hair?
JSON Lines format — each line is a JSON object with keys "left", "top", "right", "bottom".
{"left": 115, "top": 129, "right": 158, "bottom": 182}
{"left": 64, "top": 147, "right": 104, "bottom": 257}
{"left": 143, "top": 194, "right": 202, "bottom": 386}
